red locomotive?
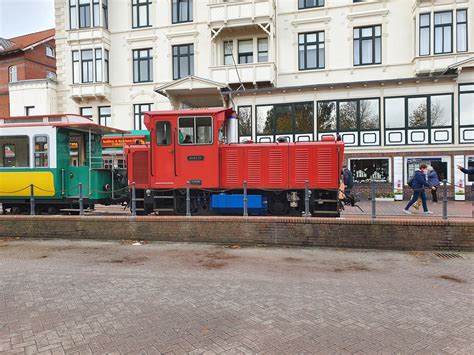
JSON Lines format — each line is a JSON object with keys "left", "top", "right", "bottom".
{"left": 126, "top": 108, "right": 344, "bottom": 216}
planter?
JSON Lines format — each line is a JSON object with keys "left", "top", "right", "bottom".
{"left": 375, "top": 197, "right": 395, "bottom": 202}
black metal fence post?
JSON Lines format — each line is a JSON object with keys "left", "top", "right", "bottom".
{"left": 304, "top": 180, "right": 310, "bottom": 217}
{"left": 79, "top": 183, "right": 84, "bottom": 215}
{"left": 243, "top": 180, "right": 248, "bottom": 217}
{"left": 186, "top": 182, "right": 191, "bottom": 217}
{"left": 371, "top": 180, "right": 376, "bottom": 219}
{"left": 30, "top": 184, "right": 35, "bottom": 215}
{"left": 131, "top": 182, "right": 136, "bottom": 217}
{"left": 442, "top": 179, "right": 448, "bottom": 220}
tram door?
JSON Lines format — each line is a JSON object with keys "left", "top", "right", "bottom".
{"left": 67, "top": 133, "right": 88, "bottom": 197}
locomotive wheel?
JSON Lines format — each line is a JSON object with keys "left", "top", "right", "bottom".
{"left": 11, "top": 206, "right": 22, "bottom": 215}
{"left": 47, "top": 206, "right": 59, "bottom": 215}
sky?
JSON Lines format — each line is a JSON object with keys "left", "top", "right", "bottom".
{"left": 0, "top": 0, "right": 54, "bottom": 39}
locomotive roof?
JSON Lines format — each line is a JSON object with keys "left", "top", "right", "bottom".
{"left": 145, "top": 108, "right": 233, "bottom": 117}
{"left": 0, "top": 114, "right": 129, "bottom": 135}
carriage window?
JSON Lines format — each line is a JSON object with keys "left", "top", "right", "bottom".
{"left": 0, "top": 136, "right": 29, "bottom": 167}
{"left": 34, "top": 136, "right": 49, "bottom": 167}
{"left": 156, "top": 121, "right": 171, "bottom": 146}
{"left": 178, "top": 116, "right": 212, "bottom": 145}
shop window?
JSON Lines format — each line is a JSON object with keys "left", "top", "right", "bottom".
{"left": 406, "top": 157, "right": 448, "bottom": 182}
{"left": 178, "top": 117, "right": 212, "bottom": 145}
{"left": 350, "top": 158, "right": 390, "bottom": 183}
{"left": 0, "top": 136, "right": 29, "bottom": 168}
{"left": 156, "top": 121, "right": 171, "bottom": 146}
{"left": 237, "top": 106, "right": 252, "bottom": 137}
{"left": 467, "top": 157, "right": 474, "bottom": 183}
{"left": 34, "top": 136, "right": 49, "bottom": 167}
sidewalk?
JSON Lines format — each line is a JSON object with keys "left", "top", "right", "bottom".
{"left": 342, "top": 200, "right": 473, "bottom": 218}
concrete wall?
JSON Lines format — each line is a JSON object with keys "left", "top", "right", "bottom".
{"left": 1, "top": 216, "right": 473, "bottom": 251}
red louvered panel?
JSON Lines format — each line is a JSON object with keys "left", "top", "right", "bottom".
{"left": 316, "top": 148, "right": 332, "bottom": 185}
{"left": 269, "top": 149, "right": 283, "bottom": 185}
{"left": 294, "top": 148, "right": 309, "bottom": 184}
{"left": 247, "top": 150, "right": 261, "bottom": 185}
{"left": 225, "top": 149, "right": 239, "bottom": 185}
{"left": 132, "top": 150, "right": 149, "bottom": 185}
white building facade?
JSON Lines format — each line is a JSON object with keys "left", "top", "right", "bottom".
{"left": 54, "top": 0, "right": 474, "bottom": 198}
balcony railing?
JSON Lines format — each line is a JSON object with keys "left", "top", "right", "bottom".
{"left": 70, "top": 83, "right": 111, "bottom": 102}
{"left": 210, "top": 62, "right": 276, "bottom": 85}
{"left": 208, "top": 0, "right": 274, "bottom": 27}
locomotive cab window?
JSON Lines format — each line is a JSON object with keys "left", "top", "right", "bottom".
{"left": 34, "top": 135, "right": 49, "bottom": 167}
{"left": 156, "top": 121, "right": 171, "bottom": 145}
{"left": 178, "top": 116, "right": 212, "bottom": 145}
{"left": 0, "top": 136, "right": 29, "bottom": 168}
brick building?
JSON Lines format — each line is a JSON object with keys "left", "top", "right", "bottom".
{"left": 0, "top": 29, "right": 56, "bottom": 117}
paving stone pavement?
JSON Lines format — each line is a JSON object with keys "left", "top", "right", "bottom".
{"left": 0, "top": 239, "right": 472, "bottom": 355}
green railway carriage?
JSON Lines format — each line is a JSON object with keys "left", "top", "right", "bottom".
{"left": 0, "top": 114, "right": 129, "bottom": 214}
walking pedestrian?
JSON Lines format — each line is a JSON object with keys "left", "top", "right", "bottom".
{"left": 403, "top": 163, "right": 434, "bottom": 215}
{"left": 342, "top": 165, "right": 354, "bottom": 196}
{"left": 427, "top": 165, "right": 440, "bottom": 203}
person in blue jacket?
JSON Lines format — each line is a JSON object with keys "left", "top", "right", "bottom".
{"left": 404, "top": 163, "right": 434, "bottom": 214}
{"left": 427, "top": 166, "right": 440, "bottom": 202}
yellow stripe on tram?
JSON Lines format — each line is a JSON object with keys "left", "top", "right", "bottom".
{"left": 0, "top": 172, "right": 55, "bottom": 197}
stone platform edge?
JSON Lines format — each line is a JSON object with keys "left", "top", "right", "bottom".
{"left": 0, "top": 216, "right": 473, "bottom": 251}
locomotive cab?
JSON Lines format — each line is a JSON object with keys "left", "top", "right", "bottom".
{"left": 127, "top": 108, "right": 345, "bottom": 217}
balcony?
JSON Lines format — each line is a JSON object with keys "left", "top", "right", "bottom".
{"left": 208, "top": 0, "right": 274, "bottom": 29}
{"left": 210, "top": 62, "right": 276, "bottom": 85}
{"left": 66, "top": 27, "right": 111, "bottom": 46}
{"left": 70, "top": 83, "right": 111, "bottom": 102}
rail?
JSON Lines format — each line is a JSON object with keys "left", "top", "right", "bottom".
{"left": 0, "top": 180, "right": 471, "bottom": 219}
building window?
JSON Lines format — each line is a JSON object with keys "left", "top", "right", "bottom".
{"left": 8, "top": 65, "right": 17, "bottom": 83}
{"left": 224, "top": 41, "right": 233, "bottom": 65}
{"left": 298, "top": 31, "right": 324, "bottom": 70}
{"left": 238, "top": 40, "right": 253, "bottom": 64}
{"left": 98, "top": 106, "right": 111, "bottom": 126}
{"left": 46, "top": 46, "right": 55, "bottom": 58}
{"left": 298, "top": 0, "right": 324, "bottom": 10}
{"left": 134, "top": 103, "right": 152, "bottom": 130}
{"left": 459, "top": 84, "right": 474, "bottom": 144}
{"left": 47, "top": 71, "right": 57, "bottom": 80}
{"left": 258, "top": 38, "right": 268, "bottom": 62}
{"left": 0, "top": 136, "right": 29, "bottom": 168}
{"left": 172, "top": 0, "right": 192, "bottom": 24}
{"left": 132, "top": 0, "right": 151, "bottom": 28}
{"left": 80, "top": 107, "right": 93, "bottom": 119}
{"left": 172, "top": 44, "right": 194, "bottom": 80}
{"left": 25, "top": 106, "right": 35, "bottom": 116}
{"left": 353, "top": 25, "right": 381, "bottom": 66}
{"left": 178, "top": 116, "right": 213, "bottom": 145}
{"left": 34, "top": 136, "right": 49, "bottom": 168}
{"left": 457, "top": 9, "right": 468, "bottom": 52}
{"left": 317, "top": 99, "right": 380, "bottom": 133}
{"left": 72, "top": 48, "right": 109, "bottom": 84}
{"left": 419, "top": 13, "right": 430, "bottom": 56}
{"left": 133, "top": 48, "right": 153, "bottom": 83}
{"left": 349, "top": 158, "right": 390, "bottom": 183}
{"left": 70, "top": 0, "right": 108, "bottom": 29}
{"left": 237, "top": 106, "right": 252, "bottom": 138}
{"left": 81, "top": 49, "right": 94, "bottom": 83}
{"left": 434, "top": 11, "right": 452, "bottom": 54}
{"left": 256, "top": 102, "right": 313, "bottom": 141}
{"left": 385, "top": 94, "right": 453, "bottom": 144}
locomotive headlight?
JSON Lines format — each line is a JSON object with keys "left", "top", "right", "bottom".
{"left": 145, "top": 189, "right": 152, "bottom": 196}
{"left": 103, "top": 184, "right": 111, "bottom": 191}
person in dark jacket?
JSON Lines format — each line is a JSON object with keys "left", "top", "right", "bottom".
{"left": 457, "top": 165, "right": 474, "bottom": 210}
{"left": 404, "top": 163, "right": 434, "bottom": 214}
{"left": 342, "top": 165, "right": 354, "bottom": 196}
{"left": 427, "top": 166, "right": 440, "bottom": 202}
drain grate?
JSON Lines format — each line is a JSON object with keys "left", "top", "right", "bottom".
{"left": 434, "top": 252, "right": 464, "bottom": 259}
